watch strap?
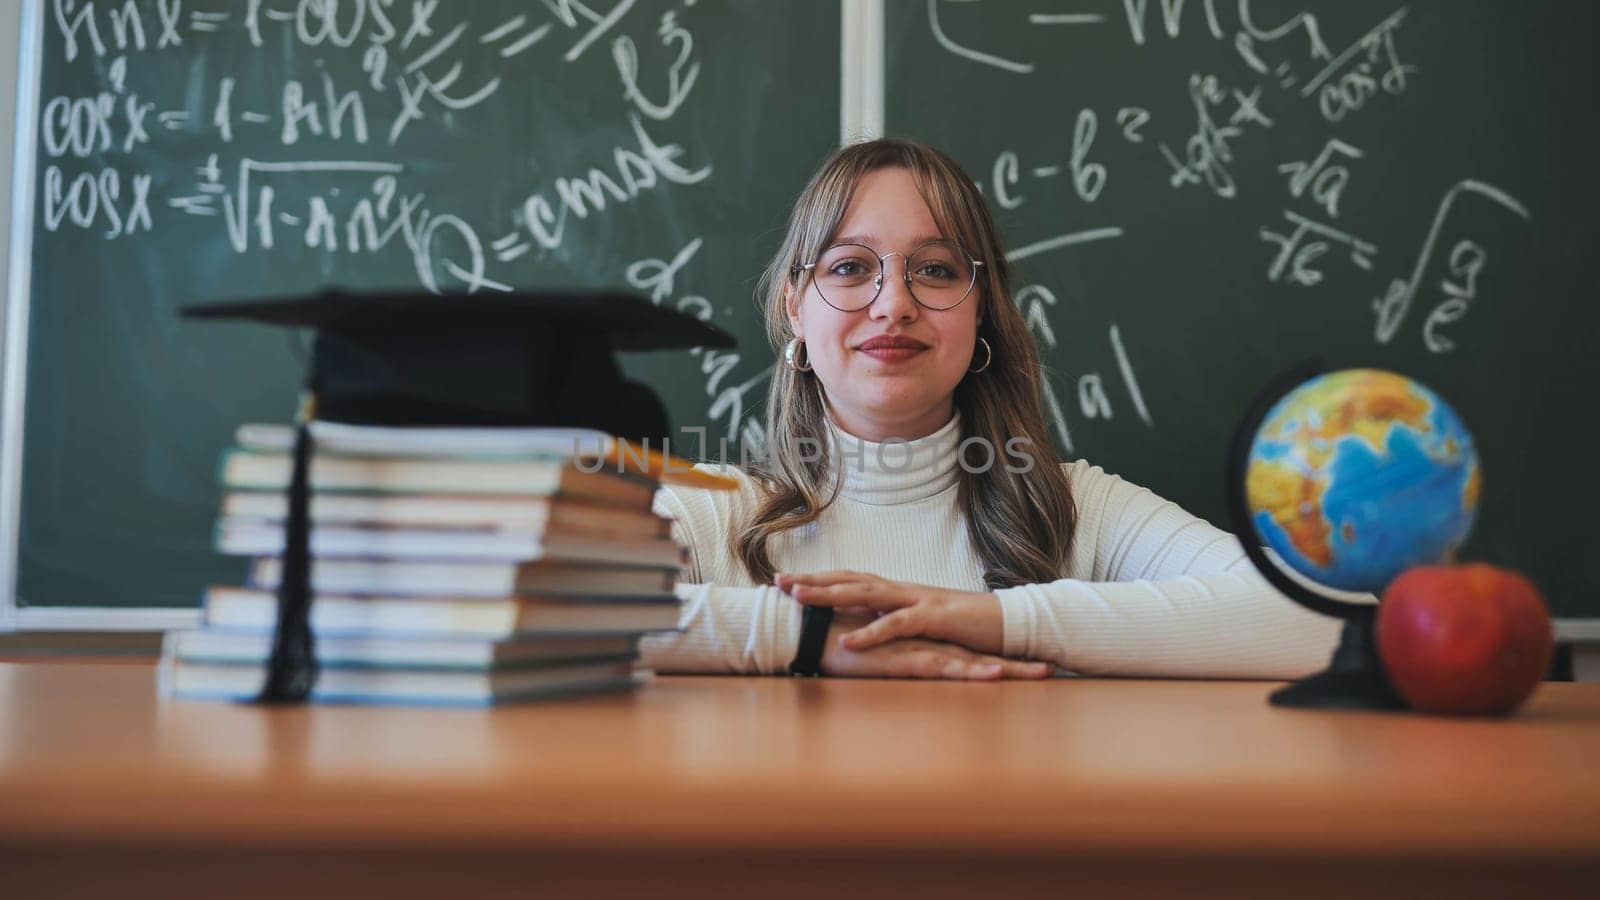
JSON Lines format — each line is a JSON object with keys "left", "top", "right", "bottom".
{"left": 789, "top": 605, "right": 834, "bottom": 677}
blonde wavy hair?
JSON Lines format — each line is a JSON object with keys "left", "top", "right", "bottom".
{"left": 734, "top": 138, "right": 1077, "bottom": 589}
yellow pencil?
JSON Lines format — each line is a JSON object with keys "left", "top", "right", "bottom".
{"left": 603, "top": 441, "right": 740, "bottom": 490}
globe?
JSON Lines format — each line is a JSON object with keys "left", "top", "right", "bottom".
{"left": 1243, "top": 368, "right": 1480, "bottom": 594}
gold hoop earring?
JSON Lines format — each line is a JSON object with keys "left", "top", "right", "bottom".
{"left": 968, "top": 337, "right": 992, "bottom": 374}
{"left": 785, "top": 338, "right": 813, "bottom": 372}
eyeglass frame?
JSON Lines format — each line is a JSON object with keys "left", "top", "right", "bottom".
{"left": 792, "top": 240, "right": 986, "bottom": 312}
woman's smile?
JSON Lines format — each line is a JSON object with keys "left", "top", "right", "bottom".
{"left": 855, "top": 333, "right": 929, "bottom": 364}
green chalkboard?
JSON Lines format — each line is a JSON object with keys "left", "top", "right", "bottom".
{"left": 16, "top": 0, "right": 839, "bottom": 608}
{"left": 886, "top": 1, "right": 1599, "bottom": 617}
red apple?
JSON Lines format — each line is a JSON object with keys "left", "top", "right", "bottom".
{"left": 1377, "top": 564, "right": 1554, "bottom": 716}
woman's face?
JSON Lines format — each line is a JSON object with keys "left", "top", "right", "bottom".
{"left": 787, "top": 167, "right": 982, "bottom": 443}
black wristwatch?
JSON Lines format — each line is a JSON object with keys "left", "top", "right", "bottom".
{"left": 789, "top": 605, "right": 835, "bottom": 677}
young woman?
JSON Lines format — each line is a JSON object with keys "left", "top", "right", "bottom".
{"left": 640, "top": 139, "right": 1339, "bottom": 680}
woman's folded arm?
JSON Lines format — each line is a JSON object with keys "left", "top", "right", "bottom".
{"left": 994, "top": 568, "right": 1340, "bottom": 679}
{"left": 639, "top": 581, "right": 801, "bottom": 674}
{"left": 638, "top": 481, "right": 800, "bottom": 674}
{"left": 991, "top": 461, "right": 1344, "bottom": 679}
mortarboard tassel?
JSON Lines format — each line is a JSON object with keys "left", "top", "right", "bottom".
{"left": 254, "top": 392, "right": 319, "bottom": 703}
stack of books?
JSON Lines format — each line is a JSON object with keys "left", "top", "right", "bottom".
{"left": 160, "top": 422, "right": 686, "bottom": 706}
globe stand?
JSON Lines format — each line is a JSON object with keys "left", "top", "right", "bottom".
{"left": 1225, "top": 361, "right": 1408, "bottom": 713}
{"left": 1267, "top": 610, "right": 1403, "bottom": 710}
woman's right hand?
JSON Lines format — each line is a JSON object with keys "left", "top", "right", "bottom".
{"left": 820, "top": 613, "right": 1053, "bottom": 680}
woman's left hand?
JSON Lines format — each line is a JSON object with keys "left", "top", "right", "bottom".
{"left": 775, "top": 571, "right": 1009, "bottom": 657}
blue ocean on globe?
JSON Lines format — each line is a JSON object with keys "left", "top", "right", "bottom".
{"left": 1244, "top": 369, "right": 1480, "bottom": 594}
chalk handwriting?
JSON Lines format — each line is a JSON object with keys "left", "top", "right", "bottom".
{"left": 53, "top": 0, "right": 148, "bottom": 61}
{"left": 988, "top": 106, "right": 1149, "bottom": 211}
{"left": 1029, "top": 13, "right": 1107, "bottom": 27}
{"left": 213, "top": 159, "right": 506, "bottom": 294}
{"left": 42, "top": 164, "right": 153, "bottom": 239}
{"left": 154, "top": 0, "right": 181, "bottom": 50}
{"left": 1116, "top": 106, "right": 1150, "bottom": 143}
{"left": 386, "top": 69, "right": 502, "bottom": 145}
{"left": 614, "top": 9, "right": 700, "bottom": 121}
{"left": 1015, "top": 284, "right": 1154, "bottom": 454}
{"left": 1015, "top": 284, "right": 1076, "bottom": 451}
{"left": 41, "top": 93, "right": 115, "bottom": 157}
{"left": 1122, "top": 0, "right": 1223, "bottom": 47}
{"left": 1259, "top": 210, "right": 1376, "bottom": 287}
{"left": 928, "top": 0, "right": 1034, "bottom": 74}
{"left": 1277, "top": 138, "right": 1363, "bottom": 219}
{"left": 281, "top": 73, "right": 370, "bottom": 145}
{"left": 1006, "top": 227, "right": 1124, "bottom": 264}
{"left": 1420, "top": 240, "right": 1488, "bottom": 354}
{"left": 293, "top": 0, "right": 368, "bottom": 48}
{"left": 514, "top": 114, "right": 711, "bottom": 253}
{"left": 480, "top": 15, "right": 553, "bottom": 61}
{"left": 38, "top": 0, "right": 727, "bottom": 308}
{"left": 626, "top": 238, "right": 770, "bottom": 448}
{"left": 992, "top": 151, "right": 1024, "bottom": 210}
{"left": 1156, "top": 74, "right": 1272, "bottom": 199}
{"left": 1071, "top": 109, "right": 1106, "bottom": 202}
{"left": 547, "top": 0, "right": 639, "bottom": 63}
{"left": 930, "top": 0, "right": 1231, "bottom": 72}
{"left": 1373, "top": 180, "right": 1531, "bottom": 350}
{"left": 1233, "top": 0, "right": 1329, "bottom": 83}
{"left": 1300, "top": 7, "right": 1415, "bottom": 123}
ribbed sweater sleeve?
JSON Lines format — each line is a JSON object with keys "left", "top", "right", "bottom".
{"left": 993, "top": 461, "right": 1345, "bottom": 679}
{"left": 637, "top": 475, "right": 801, "bottom": 674}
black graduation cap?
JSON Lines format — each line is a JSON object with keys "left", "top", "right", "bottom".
{"left": 186, "top": 288, "right": 734, "bottom": 438}
{"left": 183, "top": 288, "right": 735, "bottom": 704}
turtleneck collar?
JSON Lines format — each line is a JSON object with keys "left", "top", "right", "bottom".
{"left": 824, "top": 412, "right": 963, "bottom": 506}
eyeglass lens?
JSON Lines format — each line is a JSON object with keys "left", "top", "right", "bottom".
{"left": 811, "top": 241, "right": 976, "bottom": 311}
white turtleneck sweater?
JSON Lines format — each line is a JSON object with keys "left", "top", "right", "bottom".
{"left": 640, "top": 415, "right": 1344, "bottom": 679}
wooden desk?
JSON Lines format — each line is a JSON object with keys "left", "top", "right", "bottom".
{"left": 2, "top": 663, "right": 1597, "bottom": 899}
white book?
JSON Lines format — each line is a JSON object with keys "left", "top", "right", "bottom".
{"left": 229, "top": 423, "right": 739, "bottom": 494}
{"left": 249, "top": 557, "right": 679, "bottom": 598}
{"left": 205, "top": 586, "right": 682, "bottom": 638}
{"left": 238, "top": 422, "right": 616, "bottom": 459}
{"left": 220, "top": 450, "right": 655, "bottom": 508}
{"left": 161, "top": 654, "right": 645, "bottom": 706}
{"left": 166, "top": 629, "right": 639, "bottom": 670}
{"left": 215, "top": 519, "right": 686, "bottom": 568}
{"left": 218, "top": 492, "right": 669, "bottom": 537}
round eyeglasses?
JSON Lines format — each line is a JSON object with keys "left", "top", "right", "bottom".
{"left": 795, "top": 240, "right": 984, "bottom": 312}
